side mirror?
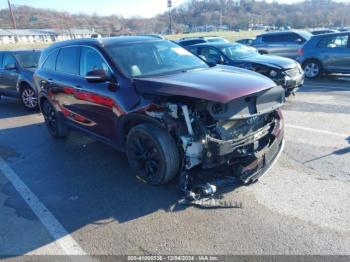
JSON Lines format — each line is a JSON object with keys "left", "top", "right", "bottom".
{"left": 296, "top": 38, "right": 304, "bottom": 44}
{"left": 85, "top": 69, "right": 114, "bottom": 83}
{"left": 5, "top": 64, "right": 17, "bottom": 70}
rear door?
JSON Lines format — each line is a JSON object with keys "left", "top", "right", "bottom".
{"left": 260, "top": 34, "right": 286, "bottom": 56}
{"left": 282, "top": 33, "right": 305, "bottom": 59}
{"left": 0, "top": 53, "right": 19, "bottom": 96}
{"left": 50, "top": 46, "right": 117, "bottom": 141}
{"left": 318, "top": 34, "right": 350, "bottom": 72}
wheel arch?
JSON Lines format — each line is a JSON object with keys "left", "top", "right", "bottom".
{"left": 18, "top": 80, "right": 34, "bottom": 93}
{"left": 302, "top": 58, "right": 323, "bottom": 69}
{"left": 117, "top": 113, "right": 165, "bottom": 150}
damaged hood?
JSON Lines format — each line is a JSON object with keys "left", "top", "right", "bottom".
{"left": 242, "top": 54, "right": 298, "bottom": 70}
{"left": 133, "top": 66, "right": 276, "bottom": 104}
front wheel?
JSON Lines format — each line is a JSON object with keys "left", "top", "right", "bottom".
{"left": 126, "top": 123, "right": 180, "bottom": 185}
{"left": 303, "top": 60, "right": 322, "bottom": 79}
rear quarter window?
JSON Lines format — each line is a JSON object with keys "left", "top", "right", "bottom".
{"left": 56, "top": 47, "right": 81, "bottom": 75}
{"left": 317, "top": 34, "right": 349, "bottom": 48}
{"left": 42, "top": 49, "right": 59, "bottom": 71}
{"left": 261, "top": 34, "right": 282, "bottom": 43}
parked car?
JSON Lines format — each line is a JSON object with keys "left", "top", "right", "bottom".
{"left": 0, "top": 50, "right": 41, "bottom": 110}
{"left": 252, "top": 30, "right": 313, "bottom": 59}
{"left": 34, "top": 37, "right": 285, "bottom": 193}
{"left": 236, "top": 38, "right": 254, "bottom": 46}
{"left": 177, "top": 36, "right": 230, "bottom": 47}
{"left": 187, "top": 42, "right": 304, "bottom": 96}
{"left": 311, "top": 29, "right": 338, "bottom": 35}
{"left": 297, "top": 31, "right": 350, "bottom": 79}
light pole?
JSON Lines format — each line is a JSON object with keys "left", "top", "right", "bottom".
{"left": 7, "top": 0, "right": 17, "bottom": 29}
{"left": 167, "top": 0, "right": 172, "bottom": 34}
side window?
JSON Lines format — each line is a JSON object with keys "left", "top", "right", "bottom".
{"left": 262, "top": 35, "right": 281, "bottom": 43}
{"left": 181, "top": 40, "right": 204, "bottom": 46}
{"left": 318, "top": 35, "right": 349, "bottom": 48}
{"left": 187, "top": 47, "right": 200, "bottom": 55}
{"left": 199, "top": 47, "right": 222, "bottom": 63}
{"left": 282, "top": 33, "right": 297, "bottom": 43}
{"left": 42, "top": 49, "right": 59, "bottom": 71}
{"left": 80, "top": 47, "right": 111, "bottom": 77}
{"left": 2, "top": 54, "right": 17, "bottom": 69}
{"left": 56, "top": 47, "right": 81, "bottom": 75}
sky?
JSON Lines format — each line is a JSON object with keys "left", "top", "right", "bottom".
{"left": 0, "top": 0, "right": 349, "bottom": 18}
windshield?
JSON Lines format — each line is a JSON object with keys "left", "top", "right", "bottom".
{"left": 15, "top": 52, "right": 41, "bottom": 68}
{"left": 220, "top": 44, "right": 259, "bottom": 60}
{"left": 106, "top": 41, "right": 208, "bottom": 78}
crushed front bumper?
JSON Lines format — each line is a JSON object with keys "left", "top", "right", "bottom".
{"left": 184, "top": 111, "right": 285, "bottom": 192}
{"left": 283, "top": 68, "right": 305, "bottom": 94}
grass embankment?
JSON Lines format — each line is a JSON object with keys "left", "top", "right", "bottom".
{"left": 166, "top": 30, "right": 263, "bottom": 42}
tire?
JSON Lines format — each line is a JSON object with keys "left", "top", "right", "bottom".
{"left": 20, "top": 84, "right": 38, "bottom": 110}
{"left": 126, "top": 123, "right": 180, "bottom": 185}
{"left": 42, "top": 99, "right": 68, "bottom": 138}
{"left": 303, "top": 60, "right": 323, "bottom": 79}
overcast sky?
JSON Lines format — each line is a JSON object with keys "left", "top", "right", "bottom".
{"left": 1, "top": 0, "right": 349, "bottom": 18}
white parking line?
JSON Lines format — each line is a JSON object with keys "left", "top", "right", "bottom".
{"left": 0, "top": 156, "right": 87, "bottom": 255}
{"left": 303, "top": 84, "right": 350, "bottom": 91}
{"left": 286, "top": 124, "right": 349, "bottom": 138}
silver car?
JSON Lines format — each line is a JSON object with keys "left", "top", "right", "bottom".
{"left": 297, "top": 32, "right": 350, "bottom": 79}
{"left": 252, "top": 30, "right": 313, "bottom": 59}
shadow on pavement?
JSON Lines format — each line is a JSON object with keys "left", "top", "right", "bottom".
{"left": 0, "top": 96, "right": 40, "bottom": 119}
{"left": 0, "top": 105, "right": 241, "bottom": 255}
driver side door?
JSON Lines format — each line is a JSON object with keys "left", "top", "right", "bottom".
{"left": 76, "top": 46, "right": 118, "bottom": 141}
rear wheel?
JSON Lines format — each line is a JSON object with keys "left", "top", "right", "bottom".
{"left": 42, "top": 99, "right": 68, "bottom": 138}
{"left": 303, "top": 60, "right": 322, "bottom": 79}
{"left": 126, "top": 123, "right": 180, "bottom": 185}
{"left": 20, "top": 84, "right": 38, "bottom": 110}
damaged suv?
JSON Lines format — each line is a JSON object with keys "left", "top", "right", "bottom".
{"left": 34, "top": 37, "right": 285, "bottom": 193}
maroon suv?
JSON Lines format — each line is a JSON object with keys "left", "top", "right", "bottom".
{"left": 34, "top": 37, "right": 285, "bottom": 194}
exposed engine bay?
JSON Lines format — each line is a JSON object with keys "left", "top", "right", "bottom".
{"left": 145, "top": 85, "right": 285, "bottom": 203}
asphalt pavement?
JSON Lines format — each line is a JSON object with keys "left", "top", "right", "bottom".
{"left": 0, "top": 77, "right": 349, "bottom": 256}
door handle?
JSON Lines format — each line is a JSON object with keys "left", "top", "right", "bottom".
{"left": 75, "top": 85, "right": 83, "bottom": 91}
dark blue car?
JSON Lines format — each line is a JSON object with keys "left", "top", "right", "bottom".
{"left": 0, "top": 50, "right": 41, "bottom": 110}
{"left": 187, "top": 42, "right": 304, "bottom": 96}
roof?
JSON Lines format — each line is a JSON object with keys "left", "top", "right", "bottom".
{"left": 179, "top": 36, "right": 222, "bottom": 41}
{"left": 6, "top": 29, "right": 48, "bottom": 36}
{"left": 311, "top": 31, "right": 350, "bottom": 38}
{"left": 258, "top": 30, "right": 311, "bottom": 36}
{"left": 46, "top": 36, "right": 162, "bottom": 50}
{"left": 190, "top": 42, "right": 238, "bottom": 48}
{"left": 0, "top": 29, "right": 14, "bottom": 36}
